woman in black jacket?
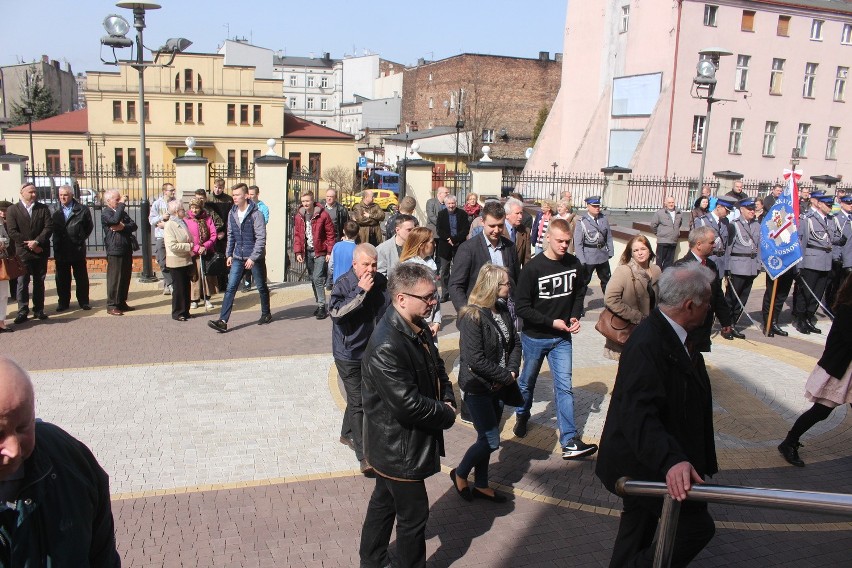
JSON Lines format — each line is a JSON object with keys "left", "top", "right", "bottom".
{"left": 778, "top": 272, "right": 852, "bottom": 466}
{"left": 451, "top": 264, "right": 521, "bottom": 503}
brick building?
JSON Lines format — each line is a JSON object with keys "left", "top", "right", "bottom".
{"left": 401, "top": 53, "right": 561, "bottom": 166}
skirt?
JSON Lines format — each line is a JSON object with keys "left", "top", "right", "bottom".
{"left": 805, "top": 360, "right": 852, "bottom": 408}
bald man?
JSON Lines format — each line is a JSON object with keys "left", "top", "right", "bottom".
{"left": 0, "top": 357, "right": 120, "bottom": 565}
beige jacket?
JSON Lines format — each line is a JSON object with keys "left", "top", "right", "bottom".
{"left": 164, "top": 219, "right": 193, "bottom": 268}
{"left": 603, "top": 259, "right": 661, "bottom": 357}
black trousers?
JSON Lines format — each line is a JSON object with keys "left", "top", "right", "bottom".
{"left": 655, "top": 243, "right": 677, "bottom": 270}
{"left": 170, "top": 265, "right": 192, "bottom": 319}
{"left": 762, "top": 270, "right": 795, "bottom": 325}
{"left": 360, "top": 475, "right": 429, "bottom": 568}
{"left": 609, "top": 496, "right": 715, "bottom": 568}
{"left": 16, "top": 257, "right": 48, "bottom": 313}
{"left": 336, "top": 358, "right": 365, "bottom": 462}
{"left": 583, "top": 261, "right": 612, "bottom": 293}
{"left": 825, "top": 263, "right": 852, "bottom": 309}
{"left": 55, "top": 257, "right": 90, "bottom": 308}
{"left": 725, "top": 273, "right": 756, "bottom": 324}
{"left": 106, "top": 253, "right": 132, "bottom": 309}
{"left": 793, "top": 268, "right": 829, "bottom": 318}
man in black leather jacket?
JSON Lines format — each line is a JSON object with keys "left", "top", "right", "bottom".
{"left": 360, "top": 262, "right": 456, "bottom": 568}
{"left": 52, "top": 185, "right": 94, "bottom": 311}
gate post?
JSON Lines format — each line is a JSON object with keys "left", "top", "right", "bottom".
{"left": 601, "top": 166, "right": 632, "bottom": 210}
{"left": 174, "top": 155, "right": 209, "bottom": 203}
{"left": 712, "top": 170, "right": 743, "bottom": 196}
{"left": 403, "top": 159, "right": 436, "bottom": 227}
{"left": 0, "top": 154, "right": 28, "bottom": 202}
{"left": 468, "top": 160, "right": 502, "bottom": 201}
{"left": 255, "top": 148, "right": 289, "bottom": 283}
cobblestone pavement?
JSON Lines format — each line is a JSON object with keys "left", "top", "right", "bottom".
{"left": 3, "top": 276, "right": 851, "bottom": 566}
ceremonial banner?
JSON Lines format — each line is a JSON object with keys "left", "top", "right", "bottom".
{"left": 760, "top": 170, "right": 803, "bottom": 279}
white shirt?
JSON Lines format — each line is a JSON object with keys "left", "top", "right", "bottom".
{"left": 237, "top": 205, "right": 249, "bottom": 224}
{"left": 660, "top": 310, "right": 689, "bottom": 355}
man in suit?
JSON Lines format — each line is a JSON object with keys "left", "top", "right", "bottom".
{"left": 376, "top": 214, "right": 416, "bottom": 277}
{"left": 596, "top": 262, "right": 718, "bottom": 567}
{"left": 5, "top": 182, "right": 54, "bottom": 323}
{"left": 51, "top": 185, "right": 94, "bottom": 312}
{"left": 436, "top": 195, "right": 470, "bottom": 302}
{"left": 724, "top": 198, "right": 761, "bottom": 337}
{"left": 693, "top": 196, "right": 736, "bottom": 278}
{"left": 675, "top": 226, "right": 735, "bottom": 347}
{"left": 650, "top": 196, "right": 684, "bottom": 269}
{"left": 448, "top": 201, "right": 518, "bottom": 312}
{"left": 502, "top": 198, "right": 531, "bottom": 269}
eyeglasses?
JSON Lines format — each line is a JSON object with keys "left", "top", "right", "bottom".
{"left": 402, "top": 291, "right": 439, "bottom": 304}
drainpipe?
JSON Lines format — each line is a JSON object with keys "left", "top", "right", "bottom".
{"left": 663, "top": 0, "right": 684, "bottom": 181}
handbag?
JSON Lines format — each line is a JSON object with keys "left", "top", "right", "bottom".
{"left": 0, "top": 255, "right": 26, "bottom": 281}
{"left": 495, "top": 381, "right": 525, "bottom": 407}
{"left": 595, "top": 307, "right": 636, "bottom": 346}
{"left": 203, "top": 252, "right": 227, "bottom": 277}
{"left": 129, "top": 233, "right": 140, "bottom": 252}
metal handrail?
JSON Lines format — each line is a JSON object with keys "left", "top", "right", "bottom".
{"left": 616, "top": 478, "right": 852, "bottom": 568}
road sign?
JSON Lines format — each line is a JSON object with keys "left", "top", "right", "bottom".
{"left": 358, "top": 157, "right": 368, "bottom": 170}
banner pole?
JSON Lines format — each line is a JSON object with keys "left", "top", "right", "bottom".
{"left": 765, "top": 279, "right": 779, "bottom": 336}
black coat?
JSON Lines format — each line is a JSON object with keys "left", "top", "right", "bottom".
{"left": 674, "top": 252, "right": 732, "bottom": 352}
{"left": 5, "top": 201, "right": 53, "bottom": 261}
{"left": 101, "top": 203, "right": 138, "bottom": 256}
{"left": 457, "top": 305, "right": 521, "bottom": 394}
{"left": 436, "top": 208, "right": 471, "bottom": 260}
{"left": 361, "top": 307, "right": 456, "bottom": 481}
{"left": 51, "top": 200, "right": 94, "bottom": 262}
{"left": 448, "top": 233, "right": 519, "bottom": 312}
{"left": 818, "top": 304, "right": 852, "bottom": 379}
{"left": 596, "top": 308, "right": 718, "bottom": 495}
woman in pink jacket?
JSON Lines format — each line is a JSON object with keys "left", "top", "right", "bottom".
{"left": 185, "top": 196, "right": 218, "bottom": 309}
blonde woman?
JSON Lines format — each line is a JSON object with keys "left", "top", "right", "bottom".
{"left": 532, "top": 200, "right": 555, "bottom": 255}
{"left": 164, "top": 200, "right": 194, "bottom": 321}
{"left": 399, "top": 226, "right": 441, "bottom": 336}
{"left": 463, "top": 192, "right": 481, "bottom": 222}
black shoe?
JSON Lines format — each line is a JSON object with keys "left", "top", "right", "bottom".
{"left": 729, "top": 328, "right": 746, "bottom": 339}
{"left": 34, "top": 311, "right": 48, "bottom": 320}
{"left": 721, "top": 331, "right": 735, "bottom": 340}
{"left": 440, "top": 294, "right": 450, "bottom": 303}
{"left": 315, "top": 306, "right": 328, "bottom": 320}
{"left": 562, "top": 438, "right": 598, "bottom": 460}
{"left": 769, "top": 324, "right": 788, "bottom": 337}
{"left": 0, "top": 327, "right": 13, "bottom": 333}
{"left": 56, "top": 305, "right": 69, "bottom": 313}
{"left": 80, "top": 304, "right": 92, "bottom": 311}
{"left": 450, "top": 469, "right": 473, "bottom": 502}
{"left": 513, "top": 415, "right": 529, "bottom": 438}
{"left": 118, "top": 304, "right": 135, "bottom": 312}
{"left": 313, "top": 306, "right": 321, "bottom": 316}
{"left": 472, "top": 488, "right": 507, "bottom": 503}
{"left": 778, "top": 440, "right": 805, "bottom": 467}
{"left": 258, "top": 313, "right": 273, "bottom": 325}
{"left": 207, "top": 319, "right": 228, "bottom": 333}
{"left": 805, "top": 320, "right": 822, "bottom": 334}
{"left": 242, "top": 283, "right": 251, "bottom": 292}
{"left": 13, "top": 312, "right": 28, "bottom": 325}
{"left": 793, "top": 319, "right": 810, "bottom": 334}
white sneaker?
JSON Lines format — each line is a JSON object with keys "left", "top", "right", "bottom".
{"left": 163, "top": 285, "right": 173, "bottom": 296}
{"left": 191, "top": 301, "right": 198, "bottom": 309}
{"left": 205, "top": 300, "right": 214, "bottom": 309}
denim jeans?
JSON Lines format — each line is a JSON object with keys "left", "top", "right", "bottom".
{"left": 305, "top": 252, "right": 327, "bottom": 306}
{"left": 217, "top": 258, "right": 270, "bottom": 323}
{"left": 515, "top": 333, "right": 576, "bottom": 446}
{"left": 360, "top": 476, "right": 429, "bottom": 568}
{"left": 456, "top": 392, "right": 503, "bottom": 489}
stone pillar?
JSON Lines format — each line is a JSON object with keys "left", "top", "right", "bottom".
{"left": 402, "top": 159, "right": 435, "bottom": 227}
{"left": 173, "top": 155, "right": 209, "bottom": 203}
{"left": 254, "top": 153, "right": 289, "bottom": 283}
{"left": 601, "top": 166, "right": 632, "bottom": 210}
{"left": 810, "top": 174, "right": 841, "bottom": 194}
{"left": 0, "top": 154, "right": 27, "bottom": 202}
{"left": 713, "top": 170, "right": 743, "bottom": 196}
{"left": 468, "top": 161, "right": 503, "bottom": 201}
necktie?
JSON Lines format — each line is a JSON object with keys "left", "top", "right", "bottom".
{"left": 701, "top": 258, "right": 707, "bottom": 266}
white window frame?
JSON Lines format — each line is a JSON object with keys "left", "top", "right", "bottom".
{"left": 692, "top": 115, "right": 706, "bottom": 152}
{"left": 307, "top": 97, "right": 314, "bottom": 110}
{"left": 796, "top": 123, "right": 811, "bottom": 157}
{"left": 803, "top": 63, "right": 818, "bottom": 98}
{"left": 763, "top": 121, "right": 778, "bottom": 157}
{"left": 735, "top": 55, "right": 750, "bottom": 91}
{"left": 729, "top": 118, "right": 744, "bottom": 154}
{"left": 620, "top": 5, "right": 630, "bottom": 33}
{"left": 307, "top": 75, "right": 315, "bottom": 88}
{"left": 320, "top": 76, "right": 329, "bottom": 89}
{"left": 770, "top": 58, "right": 785, "bottom": 95}
{"left": 826, "top": 126, "right": 840, "bottom": 160}
{"left": 482, "top": 129, "right": 495, "bottom": 143}
{"left": 428, "top": 97, "right": 433, "bottom": 109}
{"left": 835, "top": 67, "right": 848, "bottom": 102}
{"left": 842, "top": 23, "right": 852, "bottom": 45}
{"left": 811, "top": 19, "right": 824, "bottom": 41}
{"left": 289, "top": 75, "right": 297, "bottom": 87}
{"left": 704, "top": 5, "right": 718, "bottom": 27}
{"left": 289, "top": 97, "right": 297, "bottom": 108}
{"left": 320, "top": 120, "right": 328, "bottom": 127}
{"left": 320, "top": 98, "right": 328, "bottom": 111}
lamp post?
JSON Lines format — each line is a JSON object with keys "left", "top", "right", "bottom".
{"left": 693, "top": 47, "right": 732, "bottom": 191}
{"left": 22, "top": 107, "right": 35, "bottom": 178}
{"left": 454, "top": 118, "right": 465, "bottom": 192}
{"left": 100, "top": 2, "right": 191, "bottom": 282}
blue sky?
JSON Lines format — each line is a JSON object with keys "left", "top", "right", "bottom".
{"left": 1, "top": 1, "right": 567, "bottom": 74}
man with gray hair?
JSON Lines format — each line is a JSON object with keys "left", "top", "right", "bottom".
{"left": 329, "top": 243, "right": 390, "bottom": 474}
{"left": 150, "top": 182, "right": 177, "bottom": 294}
{"left": 0, "top": 356, "right": 121, "bottom": 565}
{"left": 101, "top": 189, "right": 138, "bottom": 316}
{"left": 436, "top": 195, "right": 470, "bottom": 301}
{"left": 650, "top": 195, "right": 684, "bottom": 269}
{"left": 51, "top": 184, "right": 94, "bottom": 311}
{"left": 596, "top": 262, "right": 718, "bottom": 567}
{"left": 503, "top": 197, "right": 531, "bottom": 268}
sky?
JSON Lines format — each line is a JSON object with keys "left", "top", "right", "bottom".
{"left": 1, "top": 1, "right": 567, "bottom": 74}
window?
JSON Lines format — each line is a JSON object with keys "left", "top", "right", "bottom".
{"left": 320, "top": 98, "right": 328, "bottom": 110}
{"left": 763, "top": 121, "right": 778, "bottom": 156}
{"left": 691, "top": 115, "right": 706, "bottom": 152}
{"left": 835, "top": 67, "right": 848, "bottom": 101}
{"left": 240, "top": 150, "right": 249, "bottom": 175}
{"left": 810, "top": 19, "right": 824, "bottom": 40}
{"left": 428, "top": 97, "right": 433, "bottom": 109}
{"left": 289, "top": 75, "right": 297, "bottom": 87}
{"left": 742, "top": 10, "right": 755, "bottom": 32}
{"left": 703, "top": 5, "right": 718, "bottom": 27}
{"left": 184, "top": 69, "right": 193, "bottom": 92}
{"left": 620, "top": 5, "right": 630, "bottom": 33}
{"left": 240, "top": 104, "right": 249, "bottom": 125}
{"left": 289, "top": 96, "right": 297, "bottom": 108}
{"left": 143, "top": 102, "right": 150, "bottom": 123}
{"left": 482, "top": 129, "right": 495, "bottom": 143}
{"left": 227, "top": 150, "right": 236, "bottom": 176}
{"left": 253, "top": 105, "right": 261, "bottom": 124}
{"left": 826, "top": 126, "right": 840, "bottom": 160}
{"left": 114, "top": 148, "right": 124, "bottom": 176}
{"left": 175, "top": 102, "right": 181, "bottom": 123}
{"left": 45, "top": 150, "right": 60, "bottom": 174}
{"left": 728, "top": 119, "right": 744, "bottom": 154}
{"left": 309, "top": 152, "right": 321, "bottom": 177}
{"left": 450, "top": 92, "right": 455, "bottom": 110}
{"left": 113, "top": 100, "right": 122, "bottom": 121}
{"left": 174, "top": 73, "right": 180, "bottom": 92}
{"left": 796, "top": 123, "right": 811, "bottom": 157}
{"left": 144, "top": 148, "right": 150, "bottom": 175}
{"left": 227, "top": 104, "right": 235, "bottom": 124}
{"left": 69, "top": 150, "right": 84, "bottom": 175}
{"left": 127, "top": 148, "right": 137, "bottom": 176}
{"left": 803, "top": 62, "right": 818, "bottom": 97}
{"left": 126, "top": 101, "right": 136, "bottom": 122}
{"left": 843, "top": 23, "right": 852, "bottom": 44}
{"left": 777, "top": 15, "right": 791, "bottom": 37}
{"left": 320, "top": 76, "right": 329, "bottom": 88}
{"left": 735, "top": 55, "right": 750, "bottom": 91}
{"left": 289, "top": 152, "right": 301, "bottom": 174}
{"left": 184, "top": 102, "right": 193, "bottom": 123}
{"left": 307, "top": 97, "right": 314, "bottom": 110}
{"left": 197, "top": 75, "right": 203, "bottom": 92}
{"left": 197, "top": 103, "right": 203, "bottom": 124}
{"left": 770, "top": 58, "right": 785, "bottom": 95}
{"left": 320, "top": 120, "right": 327, "bottom": 126}
{"left": 307, "top": 75, "right": 315, "bottom": 88}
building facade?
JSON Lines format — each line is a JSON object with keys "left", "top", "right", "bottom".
{"left": 0, "top": 55, "right": 78, "bottom": 131}
{"left": 528, "top": 0, "right": 852, "bottom": 180}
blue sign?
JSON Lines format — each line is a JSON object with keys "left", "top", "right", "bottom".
{"left": 358, "top": 157, "right": 368, "bottom": 170}
{"left": 760, "top": 173, "right": 803, "bottom": 279}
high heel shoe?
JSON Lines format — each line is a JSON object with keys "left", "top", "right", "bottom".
{"left": 472, "top": 487, "right": 507, "bottom": 503}
{"left": 450, "top": 469, "right": 472, "bottom": 502}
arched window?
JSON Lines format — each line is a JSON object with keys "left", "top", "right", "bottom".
{"left": 174, "top": 72, "right": 180, "bottom": 92}
{"left": 184, "top": 69, "right": 193, "bottom": 92}
{"left": 197, "top": 74, "right": 203, "bottom": 92}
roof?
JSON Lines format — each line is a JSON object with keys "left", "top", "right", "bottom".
{"left": 383, "top": 126, "right": 458, "bottom": 141}
{"left": 283, "top": 114, "right": 354, "bottom": 140}
{"left": 274, "top": 55, "right": 339, "bottom": 68}
{"left": 5, "top": 109, "right": 87, "bottom": 134}
{"left": 726, "top": 0, "right": 852, "bottom": 14}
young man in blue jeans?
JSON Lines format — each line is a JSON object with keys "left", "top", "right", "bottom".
{"left": 512, "top": 218, "right": 598, "bottom": 459}
{"left": 208, "top": 184, "right": 271, "bottom": 332}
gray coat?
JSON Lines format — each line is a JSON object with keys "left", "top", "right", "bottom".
{"left": 425, "top": 197, "right": 443, "bottom": 235}
{"left": 574, "top": 212, "right": 613, "bottom": 265}
{"left": 694, "top": 213, "right": 729, "bottom": 276}
{"left": 650, "top": 208, "right": 684, "bottom": 244}
{"left": 800, "top": 210, "right": 842, "bottom": 272}
{"left": 725, "top": 218, "right": 761, "bottom": 276}
{"left": 833, "top": 212, "right": 852, "bottom": 268}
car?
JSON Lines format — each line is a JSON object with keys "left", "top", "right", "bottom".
{"left": 341, "top": 190, "right": 399, "bottom": 211}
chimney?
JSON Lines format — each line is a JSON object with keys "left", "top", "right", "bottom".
{"left": 323, "top": 52, "right": 330, "bottom": 61}
{"left": 417, "top": 58, "right": 425, "bottom": 66}
{"left": 53, "top": 60, "right": 60, "bottom": 70}
{"left": 538, "top": 51, "right": 549, "bottom": 61}
{"left": 554, "top": 53, "right": 563, "bottom": 62}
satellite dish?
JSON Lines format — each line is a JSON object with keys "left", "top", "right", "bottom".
{"left": 525, "top": 148, "right": 534, "bottom": 159}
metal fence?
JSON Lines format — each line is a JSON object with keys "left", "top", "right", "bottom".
{"left": 284, "top": 172, "right": 320, "bottom": 282}
{"left": 502, "top": 171, "right": 607, "bottom": 205}
{"left": 24, "top": 165, "right": 176, "bottom": 204}
{"left": 432, "top": 171, "right": 472, "bottom": 202}
{"left": 627, "top": 177, "right": 719, "bottom": 211}
{"left": 208, "top": 163, "right": 255, "bottom": 191}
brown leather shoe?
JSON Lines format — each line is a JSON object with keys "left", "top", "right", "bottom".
{"left": 107, "top": 308, "right": 124, "bottom": 316}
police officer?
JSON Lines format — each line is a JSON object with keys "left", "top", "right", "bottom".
{"left": 573, "top": 195, "right": 613, "bottom": 296}
{"left": 825, "top": 194, "right": 852, "bottom": 307}
{"left": 792, "top": 193, "right": 845, "bottom": 334}
{"left": 694, "top": 196, "right": 736, "bottom": 279}
{"left": 724, "top": 197, "right": 761, "bottom": 338}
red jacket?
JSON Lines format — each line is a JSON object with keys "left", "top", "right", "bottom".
{"left": 294, "top": 203, "right": 335, "bottom": 257}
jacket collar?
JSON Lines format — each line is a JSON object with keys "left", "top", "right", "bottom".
{"left": 387, "top": 305, "right": 428, "bottom": 342}
{"left": 232, "top": 200, "right": 256, "bottom": 221}
{"left": 19, "top": 439, "right": 54, "bottom": 496}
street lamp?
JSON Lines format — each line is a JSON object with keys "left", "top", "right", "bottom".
{"left": 22, "top": 107, "right": 35, "bottom": 178}
{"left": 454, "top": 119, "right": 465, "bottom": 192}
{"left": 692, "top": 47, "right": 732, "bottom": 191}
{"left": 100, "top": 2, "right": 191, "bottom": 282}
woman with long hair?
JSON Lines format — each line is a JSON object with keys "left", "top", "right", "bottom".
{"left": 399, "top": 226, "right": 442, "bottom": 337}
{"left": 778, "top": 273, "right": 852, "bottom": 467}
{"left": 601, "top": 234, "right": 661, "bottom": 360}
{"left": 450, "top": 264, "right": 520, "bottom": 503}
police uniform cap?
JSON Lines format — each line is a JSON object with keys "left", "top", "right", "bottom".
{"left": 0, "top": 200, "right": 12, "bottom": 211}
{"left": 839, "top": 195, "right": 852, "bottom": 204}
{"left": 584, "top": 196, "right": 602, "bottom": 205}
{"left": 816, "top": 194, "right": 835, "bottom": 204}
{"left": 715, "top": 197, "right": 736, "bottom": 210}
{"left": 737, "top": 197, "right": 756, "bottom": 209}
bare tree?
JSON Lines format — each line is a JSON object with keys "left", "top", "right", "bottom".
{"left": 447, "top": 69, "right": 512, "bottom": 165}
{"left": 323, "top": 165, "right": 359, "bottom": 198}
